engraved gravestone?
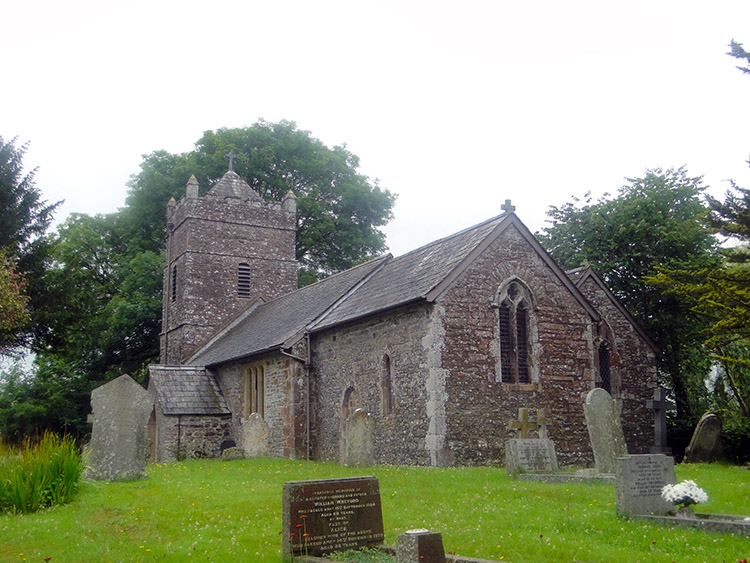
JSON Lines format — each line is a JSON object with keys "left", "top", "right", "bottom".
{"left": 242, "top": 412, "right": 269, "bottom": 457}
{"left": 282, "top": 476, "right": 385, "bottom": 559}
{"left": 615, "top": 454, "right": 676, "bottom": 516}
{"left": 505, "top": 438, "right": 558, "bottom": 476}
{"left": 345, "top": 409, "right": 375, "bottom": 466}
{"left": 86, "top": 374, "right": 153, "bottom": 481}
{"left": 684, "top": 412, "right": 724, "bottom": 463}
{"left": 584, "top": 388, "right": 628, "bottom": 473}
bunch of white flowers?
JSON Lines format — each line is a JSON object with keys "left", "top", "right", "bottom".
{"left": 661, "top": 480, "right": 708, "bottom": 507}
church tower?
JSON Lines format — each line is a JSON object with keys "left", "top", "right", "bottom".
{"left": 160, "top": 170, "right": 298, "bottom": 364}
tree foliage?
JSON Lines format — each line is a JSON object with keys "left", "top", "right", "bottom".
{"left": 539, "top": 168, "right": 721, "bottom": 420}
{"left": 0, "top": 249, "right": 30, "bottom": 354}
{"left": 0, "top": 136, "right": 60, "bottom": 351}
{"left": 126, "top": 120, "right": 396, "bottom": 280}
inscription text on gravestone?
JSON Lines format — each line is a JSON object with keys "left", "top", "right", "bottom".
{"left": 282, "top": 476, "right": 384, "bottom": 558}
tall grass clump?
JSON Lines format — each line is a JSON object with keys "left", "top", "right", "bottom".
{"left": 0, "top": 432, "right": 84, "bottom": 513}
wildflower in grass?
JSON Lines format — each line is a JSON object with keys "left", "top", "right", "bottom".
{"left": 661, "top": 480, "right": 708, "bottom": 508}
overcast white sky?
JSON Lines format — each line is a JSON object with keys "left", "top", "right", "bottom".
{"left": 3, "top": 0, "right": 750, "bottom": 256}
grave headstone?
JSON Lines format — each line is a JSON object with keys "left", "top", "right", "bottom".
{"left": 505, "top": 438, "right": 558, "bottom": 476}
{"left": 615, "top": 454, "right": 676, "bottom": 516}
{"left": 86, "top": 374, "right": 153, "bottom": 481}
{"left": 345, "top": 408, "right": 374, "bottom": 466}
{"left": 282, "top": 476, "right": 385, "bottom": 559}
{"left": 397, "top": 529, "right": 446, "bottom": 563}
{"left": 647, "top": 386, "right": 673, "bottom": 454}
{"left": 684, "top": 412, "right": 724, "bottom": 463}
{"left": 242, "top": 412, "right": 269, "bottom": 457}
{"left": 584, "top": 388, "right": 628, "bottom": 473}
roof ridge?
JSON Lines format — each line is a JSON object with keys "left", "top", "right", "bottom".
{"left": 390, "top": 212, "right": 508, "bottom": 262}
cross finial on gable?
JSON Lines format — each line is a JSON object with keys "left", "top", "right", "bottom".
{"left": 226, "top": 149, "right": 235, "bottom": 171}
{"left": 502, "top": 199, "right": 516, "bottom": 213}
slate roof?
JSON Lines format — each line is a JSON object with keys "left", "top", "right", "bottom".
{"left": 188, "top": 256, "right": 391, "bottom": 367}
{"left": 310, "top": 214, "right": 508, "bottom": 330}
{"left": 149, "top": 365, "right": 230, "bottom": 415}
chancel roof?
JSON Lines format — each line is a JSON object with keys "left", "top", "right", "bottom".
{"left": 148, "top": 365, "right": 230, "bottom": 415}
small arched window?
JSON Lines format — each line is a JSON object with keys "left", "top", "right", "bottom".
{"left": 497, "top": 280, "right": 533, "bottom": 384}
{"left": 381, "top": 354, "right": 395, "bottom": 416}
{"left": 238, "top": 263, "right": 251, "bottom": 298}
{"left": 244, "top": 363, "right": 265, "bottom": 417}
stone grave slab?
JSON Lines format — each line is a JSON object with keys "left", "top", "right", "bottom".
{"left": 684, "top": 412, "right": 724, "bottom": 463}
{"left": 345, "top": 409, "right": 374, "bottom": 466}
{"left": 242, "top": 412, "right": 269, "bottom": 457}
{"left": 615, "top": 454, "right": 676, "bottom": 516}
{"left": 584, "top": 388, "right": 627, "bottom": 474}
{"left": 282, "top": 476, "right": 384, "bottom": 559}
{"left": 86, "top": 374, "right": 153, "bottom": 481}
{"left": 505, "top": 438, "right": 558, "bottom": 476}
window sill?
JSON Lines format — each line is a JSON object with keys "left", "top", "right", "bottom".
{"left": 502, "top": 382, "right": 540, "bottom": 392}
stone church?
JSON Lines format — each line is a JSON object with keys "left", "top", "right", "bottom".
{"left": 147, "top": 170, "right": 658, "bottom": 466}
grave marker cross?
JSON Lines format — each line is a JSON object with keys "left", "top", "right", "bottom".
{"left": 646, "top": 386, "right": 674, "bottom": 454}
{"left": 508, "top": 407, "right": 539, "bottom": 438}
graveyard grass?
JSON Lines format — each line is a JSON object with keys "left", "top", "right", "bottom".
{"left": 1, "top": 459, "right": 748, "bottom": 563}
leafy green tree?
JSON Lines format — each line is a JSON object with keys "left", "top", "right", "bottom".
{"left": 36, "top": 213, "right": 162, "bottom": 380}
{"left": 0, "top": 136, "right": 60, "bottom": 349}
{"left": 126, "top": 120, "right": 396, "bottom": 281}
{"left": 0, "top": 248, "right": 30, "bottom": 354}
{"left": 539, "top": 167, "right": 721, "bottom": 421}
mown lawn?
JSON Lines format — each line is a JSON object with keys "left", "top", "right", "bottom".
{"left": 1, "top": 458, "right": 748, "bottom": 562}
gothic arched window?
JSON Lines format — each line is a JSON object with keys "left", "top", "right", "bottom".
{"left": 497, "top": 280, "right": 533, "bottom": 384}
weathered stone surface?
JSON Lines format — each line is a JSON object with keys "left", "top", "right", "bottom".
{"left": 345, "top": 409, "right": 374, "bottom": 466}
{"left": 221, "top": 446, "right": 245, "bottom": 461}
{"left": 242, "top": 412, "right": 270, "bottom": 457}
{"left": 684, "top": 412, "right": 724, "bottom": 463}
{"left": 282, "top": 476, "right": 384, "bottom": 558}
{"left": 615, "top": 454, "right": 676, "bottom": 516}
{"left": 505, "top": 438, "right": 558, "bottom": 476}
{"left": 160, "top": 172, "right": 298, "bottom": 364}
{"left": 86, "top": 374, "right": 153, "bottom": 481}
{"left": 584, "top": 388, "right": 628, "bottom": 473}
{"left": 396, "top": 530, "right": 446, "bottom": 563}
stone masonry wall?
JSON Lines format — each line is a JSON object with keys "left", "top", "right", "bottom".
{"left": 214, "top": 352, "right": 307, "bottom": 458}
{"left": 576, "top": 277, "right": 656, "bottom": 454}
{"left": 161, "top": 189, "right": 297, "bottom": 364}
{"left": 310, "top": 304, "right": 434, "bottom": 465}
{"left": 437, "top": 224, "right": 597, "bottom": 467}
{"left": 154, "top": 410, "right": 231, "bottom": 462}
